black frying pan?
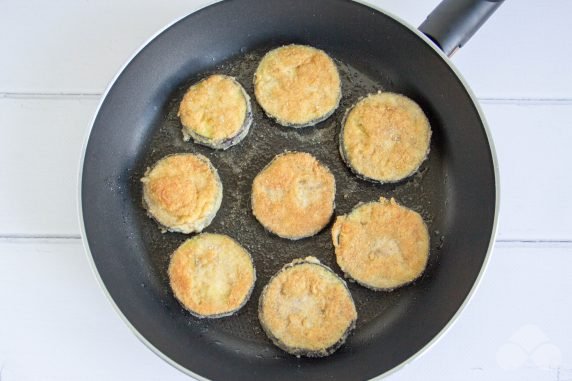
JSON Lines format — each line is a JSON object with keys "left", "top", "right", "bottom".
{"left": 80, "top": 0, "right": 501, "bottom": 379}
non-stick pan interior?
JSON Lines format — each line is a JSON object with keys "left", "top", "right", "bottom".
{"left": 82, "top": 0, "right": 496, "bottom": 380}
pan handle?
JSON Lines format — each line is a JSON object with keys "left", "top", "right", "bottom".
{"left": 419, "top": 0, "right": 505, "bottom": 57}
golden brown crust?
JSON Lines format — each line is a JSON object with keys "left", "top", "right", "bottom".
{"left": 141, "top": 153, "right": 222, "bottom": 233}
{"left": 332, "top": 197, "right": 430, "bottom": 290}
{"left": 178, "top": 74, "right": 250, "bottom": 145}
{"left": 251, "top": 152, "right": 336, "bottom": 239}
{"left": 259, "top": 257, "right": 357, "bottom": 354}
{"left": 341, "top": 92, "right": 431, "bottom": 182}
{"left": 168, "top": 233, "right": 256, "bottom": 318}
{"left": 254, "top": 45, "right": 341, "bottom": 127}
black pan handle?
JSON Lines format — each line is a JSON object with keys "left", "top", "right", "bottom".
{"left": 419, "top": 0, "right": 505, "bottom": 57}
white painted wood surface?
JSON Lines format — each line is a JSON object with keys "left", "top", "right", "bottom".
{"left": 1, "top": 0, "right": 571, "bottom": 380}
{"left": 1, "top": 0, "right": 570, "bottom": 99}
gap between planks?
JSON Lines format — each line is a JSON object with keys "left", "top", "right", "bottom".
{"left": 0, "top": 236, "right": 571, "bottom": 249}
{"left": 2, "top": 92, "right": 572, "bottom": 106}
{"left": 0, "top": 92, "right": 101, "bottom": 100}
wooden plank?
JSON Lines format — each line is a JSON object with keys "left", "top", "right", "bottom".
{"left": 453, "top": 1, "right": 572, "bottom": 100}
{"left": 0, "top": 240, "right": 570, "bottom": 380}
{"left": 0, "top": 0, "right": 216, "bottom": 95}
{"left": 1, "top": 98, "right": 571, "bottom": 240}
{"left": 1, "top": 0, "right": 570, "bottom": 99}
{"left": 0, "top": 97, "right": 98, "bottom": 236}
{"left": 0, "top": 239, "right": 187, "bottom": 381}
{"left": 483, "top": 102, "right": 572, "bottom": 241}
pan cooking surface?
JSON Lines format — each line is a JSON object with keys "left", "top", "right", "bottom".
{"left": 130, "top": 48, "right": 447, "bottom": 349}
{"left": 82, "top": 1, "right": 496, "bottom": 378}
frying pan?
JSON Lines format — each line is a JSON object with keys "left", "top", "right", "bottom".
{"left": 79, "top": 0, "right": 502, "bottom": 379}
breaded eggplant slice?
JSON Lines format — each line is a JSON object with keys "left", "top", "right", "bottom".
{"left": 340, "top": 92, "right": 431, "bottom": 183}
{"left": 141, "top": 153, "right": 222, "bottom": 234}
{"left": 169, "top": 233, "right": 256, "bottom": 318}
{"left": 332, "top": 197, "right": 430, "bottom": 291}
{"left": 259, "top": 257, "right": 357, "bottom": 357}
{"left": 178, "top": 74, "right": 252, "bottom": 150}
{"left": 251, "top": 152, "right": 336, "bottom": 240}
{"left": 254, "top": 44, "right": 341, "bottom": 128}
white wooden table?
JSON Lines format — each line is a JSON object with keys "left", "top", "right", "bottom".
{"left": 1, "top": 1, "right": 571, "bottom": 380}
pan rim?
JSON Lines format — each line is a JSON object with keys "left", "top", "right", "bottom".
{"left": 77, "top": 1, "right": 500, "bottom": 380}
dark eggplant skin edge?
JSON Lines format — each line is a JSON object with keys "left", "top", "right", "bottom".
{"left": 338, "top": 93, "right": 432, "bottom": 184}
{"left": 260, "top": 95, "right": 340, "bottom": 129}
{"left": 181, "top": 76, "right": 253, "bottom": 150}
{"left": 332, "top": 200, "right": 430, "bottom": 292}
{"left": 250, "top": 151, "right": 336, "bottom": 241}
{"left": 258, "top": 257, "right": 357, "bottom": 358}
{"left": 141, "top": 153, "right": 223, "bottom": 234}
{"left": 169, "top": 234, "right": 257, "bottom": 319}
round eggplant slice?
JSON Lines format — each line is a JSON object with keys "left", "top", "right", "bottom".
{"left": 332, "top": 197, "right": 430, "bottom": 291}
{"left": 340, "top": 92, "right": 431, "bottom": 183}
{"left": 168, "top": 233, "right": 256, "bottom": 318}
{"left": 251, "top": 151, "right": 336, "bottom": 240}
{"left": 254, "top": 44, "right": 341, "bottom": 128}
{"left": 259, "top": 257, "right": 357, "bottom": 357}
{"left": 178, "top": 74, "right": 252, "bottom": 150}
{"left": 141, "top": 153, "right": 222, "bottom": 234}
